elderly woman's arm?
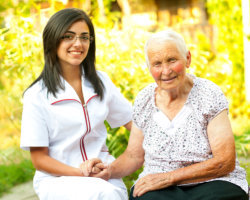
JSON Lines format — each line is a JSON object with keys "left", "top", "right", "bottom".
{"left": 109, "top": 123, "right": 145, "bottom": 178}
{"left": 133, "top": 109, "right": 236, "bottom": 197}
{"left": 87, "top": 122, "right": 145, "bottom": 180}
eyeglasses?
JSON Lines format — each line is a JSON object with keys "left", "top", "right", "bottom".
{"left": 61, "top": 34, "right": 94, "bottom": 44}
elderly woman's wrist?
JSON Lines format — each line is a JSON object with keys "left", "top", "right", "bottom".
{"left": 108, "top": 163, "right": 114, "bottom": 178}
{"left": 168, "top": 172, "right": 177, "bottom": 185}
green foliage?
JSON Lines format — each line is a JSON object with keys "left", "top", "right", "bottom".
{"left": 235, "top": 128, "right": 250, "bottom": 157}
{"left": 0, "top": 0, "right": 250, "bottom": 194}
{"left": 96, "top": 27, "right": 153, "bottom": 101}
{"left": 0, "top": 148, "right": 35, "bottom": 197}
{"left": 240, "top": 162, "right": 250, "bottom": 185}
{"left": 206, "top": 0, "right": 250, "bottom": 134}
{"left": 0, "top": 12, "right": 43, "bottom": 149}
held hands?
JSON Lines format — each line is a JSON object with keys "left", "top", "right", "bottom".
{"left": 79, "top": 158, "right": 111, "bottom": 181}
{"left": 133, "top": 173, "right": 174, "bottom": 197}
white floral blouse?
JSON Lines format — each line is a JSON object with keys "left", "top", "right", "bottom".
{"left": 133, "top": 74, "right": 248, "bottom": 194}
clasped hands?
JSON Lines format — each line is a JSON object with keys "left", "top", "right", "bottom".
{"left": 79, "top": 158, "right": 111, "bottom": 181}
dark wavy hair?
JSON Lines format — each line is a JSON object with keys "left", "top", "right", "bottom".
{"left": 26, "top": 8, "right": 104, "bottom": 99}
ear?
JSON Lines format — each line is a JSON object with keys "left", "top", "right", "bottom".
{"left": 186, "top": 51, "right": 191, "bottom": 68}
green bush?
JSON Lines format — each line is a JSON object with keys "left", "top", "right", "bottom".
{"left": 0, "top": 0, "right": 249, "bottom": 195}
{"left": 0, "top": 148, "right": 35, "bottom": 197}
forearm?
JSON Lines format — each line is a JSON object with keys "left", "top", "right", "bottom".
{"left": 123, "top": 121, "right": 132, "bottom": 131}
{"left": 171, "top": 156, "right": 235, "bottom": 185}
{"left": 171, "top": 111, "right": 236, "bottom": 185}
{"left": 110, "top": 150, "right": 144, "bottom": 179}
{"left": 32, "top": 154, "right": 82, "bottom": 176}
{"left": 30, "top": 147, "right": 82, "bottom": 177}
{"left": 110, "top": 122, "right": 144, "bottom": 179}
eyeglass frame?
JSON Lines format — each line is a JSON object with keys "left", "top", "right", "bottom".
{"left": 60, "top": 33, "right": 94, "bottom": 44}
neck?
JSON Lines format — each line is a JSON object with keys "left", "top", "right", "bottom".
{"left": 157, "top": 75, "right": 193, "bottom": 103}
{"left": 61, "top": 65, "right": 82, "bottom": 84}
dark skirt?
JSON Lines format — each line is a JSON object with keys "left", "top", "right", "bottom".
{"left": 129, "top": 180, "right": 248, "bottom": 200}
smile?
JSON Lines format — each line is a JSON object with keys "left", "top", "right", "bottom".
{"left": 69, "top": 51, "right": 83, "bottom": 55}
{"left": 162, "top": 76, "right": 177, "bottom": 81}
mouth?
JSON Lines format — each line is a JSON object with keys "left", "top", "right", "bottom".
{"left": 161, "top": 76, "right": 177, "bottom": 82}
{"left": 68, "top": 50, "right": 83, "bottom": 55}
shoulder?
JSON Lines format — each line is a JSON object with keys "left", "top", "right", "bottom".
{"left": 133, "top": 83, "right": 156, "bottom": 129}
{"left": 96, "top": 71, "right": 111, "bottom": 83}
{"left": 133, "top": 83, "right": 155, "bottom": 113}
{"left": 190, "top": 75, "right": 228, "bottom": 120}
{"left": 135, "top": 83, "right": 156, "bottom": 104}
{"left": 96, "top": 71, "right": 115, "bottom": 88}
{"left": 23, "top": 80, "right": 46, "bottom": 103}
{"left": 195, "top": 76, "right": 221, "bottom": 91}
{"left": 192, "top": 76, "right": 225, "bottom": 100}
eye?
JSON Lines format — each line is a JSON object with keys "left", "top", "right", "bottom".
{"left": 79, "top": 35, "right": 90, "bottom": 41}
{"left": 153, "top": 62, "right": 161, "bottom": 67}
{"left": 61, "top": 34, "right": 74, "bottom": 40}
{"left": 168, "top": 58, "right": 177, "bottom": 63}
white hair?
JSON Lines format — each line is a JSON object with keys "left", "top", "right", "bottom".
{"left": 144, "top": 29, "right": 188, "bottom": 68}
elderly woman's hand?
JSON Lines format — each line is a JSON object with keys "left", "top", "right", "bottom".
{"left": 90, "top": 163, "right": 111, "bottom": 181}
{"left": 79, "top": 158, "right": 108, "bottom": 177}
{"left": 133, "top": 173, "right": 174, "bottom": 197}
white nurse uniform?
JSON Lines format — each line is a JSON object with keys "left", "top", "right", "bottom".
{"left": 20, "top": 71, "right": 132, "bottom": 200}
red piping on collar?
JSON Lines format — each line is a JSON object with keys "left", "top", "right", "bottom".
{"left": 51, "top": 99, "right": 80, "bottom": 105}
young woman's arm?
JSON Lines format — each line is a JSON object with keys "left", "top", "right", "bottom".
{"left": 30, "top": 147, "right": 82, "bottom": 176}
{"left": 30, "top": 147, "right": 106, "bottom": 177}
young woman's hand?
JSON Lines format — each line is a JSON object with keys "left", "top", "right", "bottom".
{"left": 90, "top": 163, "right": 111, "bottom": 181}
{"left": 79, "top": 158, "right": 108, "bottom": 177}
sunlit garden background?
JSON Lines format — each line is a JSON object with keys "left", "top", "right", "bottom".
{"left": 0, "top": 0, "right": 249, "bottom": 196}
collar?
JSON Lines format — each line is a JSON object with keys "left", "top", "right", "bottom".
{"left": 48, "top": 74, "right": 98, "bottom": 105}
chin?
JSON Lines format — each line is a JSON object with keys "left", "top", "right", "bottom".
{"left": 70, "top": 60, "right": 84, "bottom": 66}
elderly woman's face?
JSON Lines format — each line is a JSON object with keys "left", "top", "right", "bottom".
{"left": 147, "top": 40, "right": 190, "bottom": 91}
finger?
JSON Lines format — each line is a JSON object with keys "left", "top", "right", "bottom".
{"left": 87, "top": 158, "right": 102, "bottom": 173}
{"left": 133, "top": 179, "right": 146, "bottom": 197}
{"left": 137, "top": 187, "right": 150, "bottom": 197}
{"left": 91, "top": 166, "right": 101, "bottom": 174}
{"left": 80, "top": 162, "right": 90, "bottom": 176}
{"left": 95, "top": 163, "right": 108, "bottom": 170}
{"left": 91, "top": 169, "right": 110, "bottom": 181}
{"left": 133, "top": 182, "right": 141, "bottom": 197}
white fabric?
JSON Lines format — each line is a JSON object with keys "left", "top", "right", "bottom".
{"left": 20, "top": 71, "right": 132, "bottom": 199}
{"left": 36, "top": 177, "right": 127, "bottom": 200}
{"left": 133, "top": 74, "right": 249, "bottom": 194}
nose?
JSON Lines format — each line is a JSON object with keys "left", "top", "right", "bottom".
{"left": 162, "top": 63, "right": 172, "bottom": 74}
{"left": 73, "top": 36, "right": 82, "bottom": 45}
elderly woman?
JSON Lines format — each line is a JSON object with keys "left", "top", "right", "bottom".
{"left": 89, "top": 29, "right": 249, "bottom": 200}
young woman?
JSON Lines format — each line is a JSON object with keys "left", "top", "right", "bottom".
{"left": 20, "top": 8, "right": 131, "bottom": 200}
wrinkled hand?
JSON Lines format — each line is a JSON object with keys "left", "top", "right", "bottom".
{"left": 133, "top": 173, "right": 173, "bottom": 197}
{"left": 90, "top": 163, "right": 111, "bottom": 181}
{"left": 79, "top": 158, "right": 107, "bottom": 177}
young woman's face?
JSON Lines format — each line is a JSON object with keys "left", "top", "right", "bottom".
{"left": 147, "top": 40, "right": 191, "bottom": 91}
{"left": 57, "top": 20, "right": 91, "bottom": 70}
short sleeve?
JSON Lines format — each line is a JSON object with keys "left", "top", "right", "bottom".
{"left": 99, "top": 72, "right": 132, "bottom": 128}
{"left": 198, "top": 79, "right": 229, "bottom": 122}
{"left": 132, "top": 84, "right": 154, "bottom": 130}
{"left": 20, "top": 87, "right": 49, "bottom": 151}
{"left": 208, "top": 85, "right": 228, "bottom": 122}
